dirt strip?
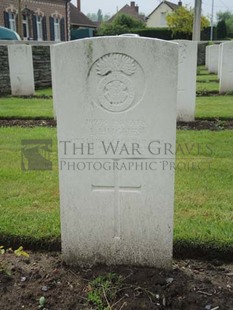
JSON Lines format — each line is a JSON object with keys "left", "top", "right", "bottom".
{"left": 0, "top": 119, "right": 233, "bottom": 130}
{"left": 0, "top": 251, "right": 232, "bottom": 310}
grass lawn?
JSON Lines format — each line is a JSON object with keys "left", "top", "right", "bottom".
{"left": 0, "top": 97, "right": 53, "bottom": 119}
{"left": 0, "top": 127, "right": 59, "bottom": 240}
{"left": 0, "top": 127, "right": 232, "bottom": 252}
{"left": 35, "top": 88, "right": 52, "bottom": 97}
{"left": 196, "top": 66, "right": 220, "bottom": 94}
{"left": 196, "top": 81, "right": 219, "bottom": 93}
{"left": 196, "top": 95, "right": 233, "bottom": 119}
{"left": 197, "top": 65, "right": 214, "bottom": 76}
{"left": 175, "top": 130, "right": 233, "bottom": 250}
{"left": 196, "top": 74, "right": 218, "bottom": 83}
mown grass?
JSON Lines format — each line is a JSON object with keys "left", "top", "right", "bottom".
{"left": 0, "top": 127, "right": 232, "bottom": 253}
{"left": 0, "top": 127, "right": 59, "bottom": 240}
{"left": 0, "top": 97, "right": 53, "bottom": 119}
{"left": 196, "top": 66, "right": 219, "bottom": 94}
{"left": 196, "top": 95, "right": 233, "bottom": 119}
{"left": 196, "top": 81, "right": 219, "bottom": 93}
{"left": 197, "top": 65, "right": 214, "bottom": 76}
{"left": 175, "top": 130, "right": 233, "bottom": 251}
{"left": 35, "top": 88, "right": 52, "bottom": 97}
{"left": 196, "top": 74, "right": 218, "bottom": 83}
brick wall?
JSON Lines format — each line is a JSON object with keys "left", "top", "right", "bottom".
{"left": 0, "top": 46, "right": 11, "bottom": 95}
{"left": 0, "top": 0, "right": 67, "bottom": 41}
{"left": 0, "top": 43, "right": 52, "bottom": 94}
{"left": 32, "top": 45, "right": 51, "bottom": 88}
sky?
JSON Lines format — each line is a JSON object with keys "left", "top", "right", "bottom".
{"left": 71, "top": 0, "right": 233, "bottom": 19}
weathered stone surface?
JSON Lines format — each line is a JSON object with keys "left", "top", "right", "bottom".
{"left": 8, "top": 45, "right": 35, "bottom": 96}
{"left": 207, "top": 45, "right": 219, "bottom": 74}
{"left": 175, "top": 40, "right": 197, "bottom": 122}
{"left": 0, "top": 43, "right": 52, "bottom": 94}
{"left": 53, "top": 37, "right": 178, "bottom": 268}
{"left": 219, "top": 42, "right": 233, "bottom": 93}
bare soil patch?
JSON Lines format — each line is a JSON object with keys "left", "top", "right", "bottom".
{"left": 0, "top": 119, "right": 233, "bottom": 130}
{"left": 0, "top": 251, "right": 232, "bottom": 310}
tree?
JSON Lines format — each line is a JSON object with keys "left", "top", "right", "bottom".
{"left": 97, "top": 14, "right": 145, "bottom": 36}
{"left": 217, "top": 20, "right": 227, "bottom": 39}
{"left": 87, "top": 11, "right": 111, "bottom": 23}
{"left": 103, "top": 14, "right": 111, "bottom": 22}
{"left": 217, "top": 11, "right": 233, "bottom": 35}
{"left": 166, "top": 6, "right": 210, "bottom": 37}
{"left": 97, "top": 9, "right": 103, "bottom": 22}
{"left": 87, "top": 13, "right": 98, "bottom": 22}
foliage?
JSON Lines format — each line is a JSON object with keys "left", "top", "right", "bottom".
{"left": 217, "top": 20, "right": 227, "bottom": 39}
{"left": 167, "top": 6, "right": 210, "bottom": 36}
{"left": 216, "top": 10, "right": 233, "bottom": 35}
{"left": 131, "top": 27, "right": 173, "bottom": 39}
{"left": 97, "top": 13, "right": 145, "bottom": 36}
{"left": 87, "top": 273, "right": 123, "bottom": 310}
{"left": 0, "top": 246, "right": 29, "bottom": 276}
{"left": 97, "top": 9, "right": 103, "bottom": 22}
{"left": 87, "top": 11, "right": 110, "bottom": 22}
{"left": 14, "top": 246, "right": 30, "bottom": 257}
{"left": 0, "top": 246, "right": 5, "bottom": 255}
{"left": 39, "top": 296, "right": 46, "bottom": 308}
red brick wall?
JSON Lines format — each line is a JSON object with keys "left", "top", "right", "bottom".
{"left": 0, "top": 0, "right": 68, "bottom": 41}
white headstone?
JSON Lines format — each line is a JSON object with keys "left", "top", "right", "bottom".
{"left": 8, "top": 44, "right": 35, "bottom": 96}
{"left": 53, "top": 37, "right": 178, "bottom": 268}
{"left": 175, "top": 40, "right": 197, "bottom": 122}
{"left": 208, "top": 45, "right": 219, "bottom": 74}
{"left": 50, "top": 45, "right": 57, "bottom": 119}
{"left": 219, "top": 42, "right": 233, "bottom": 93}
{"left": 218, "top": 43, "right": 223, "bottom": 80}
{"left": 205, "top": 45, "right": 210, "bottom": 69}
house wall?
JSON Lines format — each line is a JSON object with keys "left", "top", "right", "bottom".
{"left": 0, "top": 42, "right": 52, "bottom": 94}
{"left": 0, "top": 0, "right": 67, "bottom": 41}
{"left": 147, "top": 3, "right": 173, "bottom": 28}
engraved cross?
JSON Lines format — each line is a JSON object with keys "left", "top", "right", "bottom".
{"left": 92, "top": 171, "right": 141, "bottom": 239}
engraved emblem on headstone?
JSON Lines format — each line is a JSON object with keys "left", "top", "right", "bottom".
{"left": 88, "top": 53, "right": 145, "bottom": 113}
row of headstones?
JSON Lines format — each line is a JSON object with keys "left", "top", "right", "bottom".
{"left": 206, "top": 42, "right": 233, "bottom": 93}
{"left": 8, "top": 41, "right": 198, "bottom": 122}
{"left": 52, "top": 37, "right": 197, "bottom": 269}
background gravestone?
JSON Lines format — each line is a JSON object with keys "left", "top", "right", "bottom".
{"left": 53, "top": 37, "right": 178, "bottom": 268}
{"left": 8, "top": 45, "right": 35, "bottom": 96}
{"left": 50, "top": 45, "right": 57, "bottom": 119}
{"left": 205, "top": 45, "right": 210, "bottom": 69}
{"left": 219, "top": 42, "right": 233, "bottom": 93}
{"left": 175, "top": 40, "right": 197, "bottom": 122}
{"left": 218, "top": 44, "right": 223, "bottom": 79}
{"left": 208, "top": 45, "right": 219, "bottom": 74}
